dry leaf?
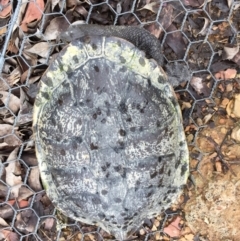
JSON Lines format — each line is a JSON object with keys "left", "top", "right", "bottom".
{"left": 5, "top": 148, "right": 23, "bottom": 197}
{"left": 197, "top": 17, "right": 210, "bottom": 36}
{"left": 18, "top": 186, "right": 34, "bottom": 201}
{"left": 231, "top": 126, "right": 240, "bottom": 142}
{"left": 0, "top": 124, "right": 22, "bottom": 149}
{"left": 0, "top": 230, "right": 19, "bottom": 241}
{"left": 51, "top": 0, "right": 61, "bottom": 10}
{"left": 28, "top": 167, "right": 42, "bottom": 192}
{"left": 42, "top": 217, "right": 55, "bottom": 230}
{"left": 203, "top": 113, "right": 213, "bottom": 124}
{"left": 44, "top": 16, "right": 70, "bottom": 40}
{"left": 25, "top": 42, "right": 52, "bottom": 58}
{"left": 0, "top": 91, "right": 21, "bottom": 113}
{"left": 0, "top": 0, "right": 12, "bottom": 18}
{"left": 226, "top": 94, "right": 240, "bottom": 118}
{"left": 15, "top": 209, "right": 38, "bottom": 233}
{"left": 0, "top": 217, "right": 9, "bottom": 227}
{"left": 223, "top": 45, "right": 239, "bottom": 60}
{"left": 20, "top": 0, "right": 45, "bottom": 32}
{"left": 190, "top": 77, "right": 204, "bottom": 94}
{"left": 0, "top": 67, "right": 21, "bottom": 91}
{"left": 138, "top": 2, "right": 160, "bottom": 13}
{"left": 164, "top": 216, "right": 181, "bottom": 237}
{"left": 215, "top": 68, "right": 237, "bottom": 80}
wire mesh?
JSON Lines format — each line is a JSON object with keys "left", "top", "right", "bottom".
{"left": 0, "top": 0, "right": 240, "bottom": 240}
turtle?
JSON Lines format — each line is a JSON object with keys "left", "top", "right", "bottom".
{"left": 33, "top": 24, "right": 189, "bottom": 240}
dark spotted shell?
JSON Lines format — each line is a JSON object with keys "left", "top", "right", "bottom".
{"left": 33, "top": 35, "right": 189, "bottom": 240}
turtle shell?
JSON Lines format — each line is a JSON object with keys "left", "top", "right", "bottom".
{"left": 33, "top": 35, "right": 189, "bottom": 240}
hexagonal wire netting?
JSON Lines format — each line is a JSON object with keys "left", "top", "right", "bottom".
{"left": 0, "top": 0, "right": 239, "bottom": 240}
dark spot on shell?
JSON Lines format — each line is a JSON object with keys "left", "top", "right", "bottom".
{"left": 118, "top": 141, "right": 125, "bottom": 149}
{"left": 120, "top": 66, "right": 127, "bottom": 72}
{"left": 123, "top": 225, "right": 128, "bottom": 229}
{"left": 92, "top": 43, "right": 97, "bottom": 50}
{"left": 168, "top": 169, "right": 171, "bottom": 176}
{"left": 96, "top": 108, "right": 101, "bottom": 115}
{"left": 92, "top": 221, "right": 97, "bottom": 224}
{"left": 106, "top": 109, "right": 111, "bottom": 116}
{"left": 139, "top": 57, "right": 145, "bottom": 66}
{"left": 126, "top": 117, "right": 132, "bottom": 122}
{"left": 120, "top": 56, "right": 126, "bottom": 63}
{"left": 101, "top": 118, "right": 106, "bottom": 123}
{"left": 105, "top": 172, "right": 110, "bottom": 178}
{"left": 158, "top": 166, "right": 164, "bottom": 174}
{"left": 41, "top": 92, "right": 50, "bottom": 100}
{"left": 118, "top": 101, "right": 128, "bottom": 113}
{"left": 72, "top": 141, "right": 77, "bottom": 150}
{"left": 158, "top": 178, "right": 163, "bottom": 187}
{"left": 83, "top": 35, "right": 91, "bottom": 43}
{"left": 147, "top": 79, "right": 151, "bottom": 87}
{"left": 98, "top": 212, "right": 105, "bottom": 219}
{"left": 93, "top": 113, "right": 97, "bottom": 119}
{"left": 90, "top": 143, "right": 98, "bottom": 150}
{"left": 34, "top": 98, "right": 42, "bottom": 107}
{"left": 45, "top": 77, "right": 53, "bottom": 87}
{"left": 72, "top": 55, "right": 79, "bottom": 64}
{"left": 119, "top": 129, "right": 126, "bottom": 136}
{"left": 179, "top": 141, "right": 184, "bottom": 146}
{"left": 130, "top": 127, "right": 136, "bottom": 132}
{"left": 60, "top": 149, "right": 66, "bottom": 155}
{"left": 101, "top": 190, "right": 108, "bottom": 195}
{"left": 158, "top": 75, "right": 165, "bottom": 84}
{"left": 58, "top": 63, "right": 64, "bottom": 71}
{"left": 74, "top": 136, "right": 83, "bottom": 143}
{"left": 92, "top": 196, "right": 101, "bottom": 205}
{"left": 121, "top": 212, "right": 127, "bottom": 217}
{"left": 102, "top": 204, "right": 108, "bottom": 210}
{"left": 139, "top": 126, "right": 144, "bottom": 132}
{"left": 101, "top": 166, "right": 107, "bottom": 171}
{"left": 51, "top": 117, "right": 56, "bottom": 126}
{"left": 158, "top": 156, "right": 162, "bottom": 162}
{"left": 147, "top": 190, "right": 154, "bottom": 197}
{"left": 112, "top": 221, "right": 117, "bottom": 224}
{"left": 156, "top": 120, "right": 160, "bottom": 127}
{"left": 175, "top": 158, "right": 180, "bottom": 169}
{"left": 94, "top": 66, "right": 99, "bottom": 72}
{"left": 166, "top": 198, "right": 172, "bottom": 203}
{"left": 105, "top": 101, "right": 110, "bottom": 107}
{"left": 181, "top": 163, "right": 188, "bottom": 176}
{"left": 114, "top": 165, "right": 122, "bottom": 172}
{"left": 150, "top": 171, "right": 157, "bottom": 179}
{"left": 114, "top": 198, "right": 122, "bottom": 203}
